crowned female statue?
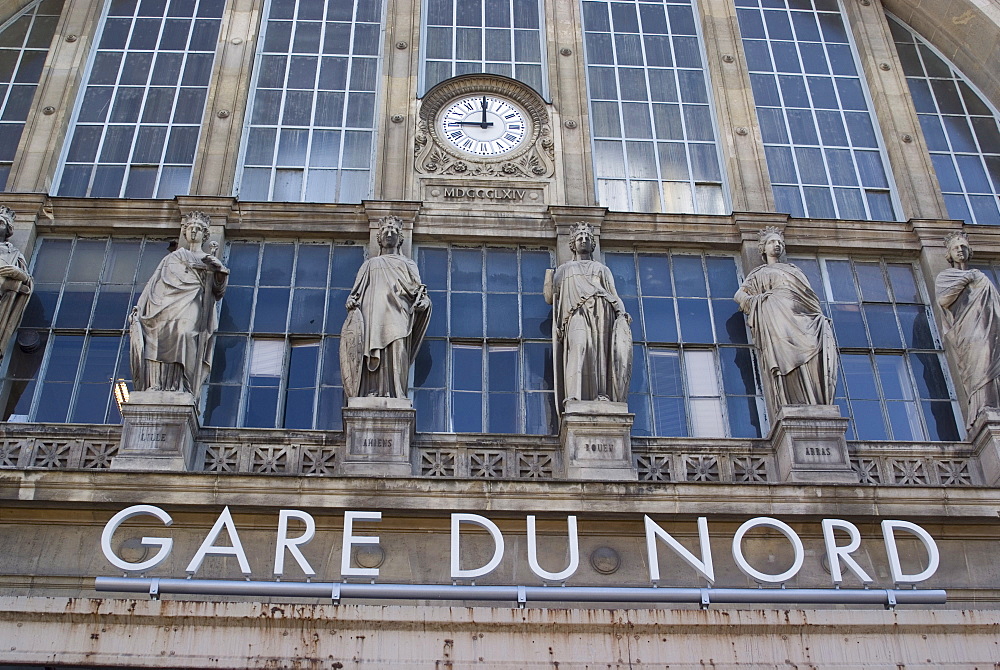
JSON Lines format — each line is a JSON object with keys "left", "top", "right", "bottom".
{"left": 129, "top": 211, "right": 229, "bottom": 396}
{"left": 735, "top": 227, "right": 838, "bottom": 406}
{"left": 544, "top": 222, "right": 632, "bottom": 410}
{"left": 0, "top": 206, "right": 32, "bottom": 362}
{"left": 935, "top": 231, "right": 1000, "bottom": 426}
{"left": 340, "top": 216, "right": 431, "bottom": 399}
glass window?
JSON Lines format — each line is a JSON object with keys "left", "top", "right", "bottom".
{"left": 236, "top": 0, "right": 385, "bottom": 203}
{"left": 797, "top": 256, "right": 962, "bottom": 441}
{"left": 422, "top": 0, "right": 547, "bottom": 95}
{"left": 582, "top": 0, "right": 726, "bottom": 214}
{"left": 605, "top": 250, "right": 766, "bottom": 438}
{"left": 204, "top": 240, "right": 365, "bottom": 430}
{"left": 2, "top": 237, "right": 165, "bottom": 423}
{"left": 54, "top": 0, "right": 224, "bottom": 198}
{"left": 412, "top": 245, "right": 557, "bottom": 434}
{"left": 888, "top": 14, "right": 1000, "bottom": 225}
{"left": 735, "top": 0, "right": 899, "bottom": 221}
{"left": 0, "top": 0, "right": 64, "bottom": 190}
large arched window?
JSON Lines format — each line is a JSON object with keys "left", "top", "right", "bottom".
{"left": 888, "top": 14, "right": 1000, "bottom": 226}
{"left": 736, "top": 0, "right": 899, "bottom": 221}
{"left": 0, "top": 0, "right": 64, "bottom": 189}
{"left": 581, "top": 0, "right": 726, "bottom": 214}
{"left": 236, "top": 0, "right": 385, "bottom": 203}
{"left": 54, "top": 0, "right": 225, "bottom": 198}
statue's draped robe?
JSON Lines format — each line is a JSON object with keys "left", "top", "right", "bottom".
{"left": 549, "top": 259, "right": 632, "bottom": 409}
{"left": 936, "top": 267, "right": 1000, "bottom": 425}
{"left": 130, "top": 247, "right": 226, "bottom": 394}
{"left": 735, "top": 262, "right": 838, "bottom": 405}
{"left": 0, "top": 242, "right": 31, "bottom": 360}
{"left": 341, "top": 254, "right": 430, "bottom": 398}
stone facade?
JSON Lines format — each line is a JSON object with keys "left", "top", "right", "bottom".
{"left": 0, "top": 0, "right": 999, "bottom": 667}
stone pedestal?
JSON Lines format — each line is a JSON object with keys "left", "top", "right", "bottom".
{"left": 341, "top": 397, "right": 415, "bottom": 476}
{"left": 970, "top": 408, "right": 1000, "bottom": 485}
{"left": 560, "top": 400, "right": 637, "bottom": 481}
{"left": 770, "top": 405, "right": 856, "bottom": 483}
{"left": 113, "top": 391, "right": 200, "bottom": 471}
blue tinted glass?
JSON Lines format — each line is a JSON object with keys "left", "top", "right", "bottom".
{"left": 728, "top": 395, "right": 763, "bottom": 438}
{"left": 830, "top": 304, "right": 868, "bottom": 348}
{"left": 245, "top": 386, "right": 279, "bottom": 428}
{"left": 451, "top": 249, "right": 483, "bottom": 291}
{"left": 452, "top": 391, "right": 483, "bottom": 432}
{"left": 289, "top": 288, "right": 325, "bottom": 332}
{"left": 331, "top": 246, "right": 365, "bottom": 288}
{"left": 488, "top": 392, "right": 518, "bottom": 433}
{"left": 638, "top": 254, "right": 671, "bottom": 296}
{"left": 414, "top": 338, "right": 447, "bottom": 388}
{"left": 672, "top": 255, "right": 706, "bottom": 297}
{"left": 486, "top": 249, "right": 518, "bottom": 293}
{"left": 605, "top": 253, "right": 638, "bottom": 296}
{"left": 486, "top": 293, "right": 520, "bottom": 338}
{"left": 629, "top": 344, "right": 648, "bottom": 393}
{"left": 210, "top": 336, "right": 246, "bottom": 384}
{"left": 521, "top": 293, "right": 552, "bottom": 338}
{"left": 453, "top": 346, "right": 483, "bottom": 391}
{"left": 714, "top": 301, "right": 749, "bottom": 345}
{"left": 910, "top": 352, "right": 949, "bottom": 399}
{"left": 450, "top": 292, "right": 483, "bottom": 337}
{"left": 677, "top": 298, "right": 713, "bottom": 343}
{"left": 922, "top": 400, "right": 960, "bottom": 441}
{"left": 896, "top": 305, "right": 935, "bottom": 349}
{"left": 253, "top": 287, "right": 290, "bottom": 332}
{"left": 863, "top": 304, "right": 902, "bottom": 349}
{"left": 295, "top": 244, "right": 330, "bottom": 287}
{"left": 524, "top": 391, "right": 556, "bottom": 434}
{"left": 720, "top": 346, "right": 758, "bottom": 396}
{"left": 642, "top": 297, "right": 677, "bottom": 342}
{"left": 629, "top": 392, "right": 652, "bottom": 436}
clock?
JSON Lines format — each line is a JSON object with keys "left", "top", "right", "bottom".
{"left": 438, "top": 95, "right": 530, "bottom": 157}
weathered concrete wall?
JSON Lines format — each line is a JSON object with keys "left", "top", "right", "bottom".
{"left": 0, "top": 597, "right": 998, "bottom": 668}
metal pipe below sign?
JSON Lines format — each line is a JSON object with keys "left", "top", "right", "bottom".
{"left": 95, "top": 577, "right": 946, "bottom": 608}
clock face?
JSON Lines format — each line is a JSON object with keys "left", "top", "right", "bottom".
{"left": 439, "top": 95, "right": 529, "bottom": 157}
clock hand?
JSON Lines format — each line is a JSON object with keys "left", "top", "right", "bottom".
{"left": 448, "top": 121, "right": 494, "bottom": 128}
{"left": 480, "top": 95, "right": 489, "bottom": 129}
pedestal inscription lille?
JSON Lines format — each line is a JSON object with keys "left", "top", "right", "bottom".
{"left": 560, "top": 400, "right": 637, "bottom": 481}
{"left": 770, "top": 405, "right": 856, "bottom": 483}
{"left": 113, "top": 391, "right": 199, "bottom": 471}
{"left": 341, "top": 396, "right": 414, "bottom": 476}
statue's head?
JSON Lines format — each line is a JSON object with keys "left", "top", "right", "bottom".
{"left": 568, "top": 222, "right": 596, "bottom": 255}
{"left": 757, "top": 226, "right": 785, "bottom": 262}
{"left": 376, "top": 215, "right": 404, "bottom": 251}
{"left": 180, "top": 211, "right": 211, "bottom": 244}
{"left": 0, "top": 206, "right": 13, "bottom": 242}
{"left": 944, "top": 230, "right": 972, "bottom": 266}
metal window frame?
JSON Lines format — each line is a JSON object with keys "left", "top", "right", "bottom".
{"left": 417, "top": 0, "right": 549, "bottom": 98}
{"left": 234, "top": 0, "right": 388, "bottom": 203}
{"left": 579, "top": 0, "right": 730, "bottom": 214}
{"left": 51, "top": 0, "right": 224, "bottom": 199}
{"left": 737, "top": 0, "right": 904, "bottom": 221}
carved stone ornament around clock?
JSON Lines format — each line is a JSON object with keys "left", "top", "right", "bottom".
{"left": 415, "top": 74, "right": 555, "bottom": 179}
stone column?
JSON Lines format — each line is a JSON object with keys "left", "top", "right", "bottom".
{"left": 560, "top": 400, "right": 636, "bottom": 481}
{"left": 841, "top": 0, "right": 948, "bottom": 221}
{"left": 341, "top": 397, "right": 415, "bottom": 476}
{"left": 113, "top": 391, "right": 200, "bottom": 471}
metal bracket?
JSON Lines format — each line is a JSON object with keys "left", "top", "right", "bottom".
{"left": 700, "top": 588, "right": 710, "bottom": 609}
{"left": 332, "top": 583, "right": 341, "bottom": 606}
{"left": 517, "top": 585, "right": 526, "bottom": 608}
{"left": 148, "top": 579, "right": 160, "bottom": 601}
{"left": 884, "top": 590, "right": 897, "bottom": 610}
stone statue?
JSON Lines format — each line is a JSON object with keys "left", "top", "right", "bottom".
{"left": 340, "top": 216, "right": 431, "bottom": 399}
{"left": 544, "top": 222, "right": 632, "bottom": 410}
{"left": 129, "top": 211, "right": 229, "bottom": 396}
{"left": 735, "top": 227, "right": 838, "bottom": 406}
{"left": 0, "top": 206, "right": 32, "bottom": 361}
{"left": 936, "top": 231, "right": 1000, "bottom": 426}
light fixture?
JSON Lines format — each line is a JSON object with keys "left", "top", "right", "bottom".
{"left": 112, "top": 379, "right": 130, "bottom": 411}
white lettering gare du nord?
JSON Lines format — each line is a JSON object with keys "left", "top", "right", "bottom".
{"left": 101, "top": 505, "right": 940, "bottom": 586}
